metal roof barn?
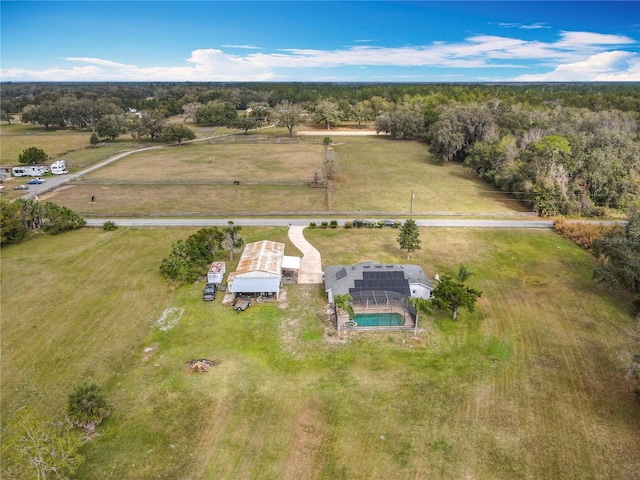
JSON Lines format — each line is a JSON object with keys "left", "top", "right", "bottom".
{"left": 235, "top": 240, "right": 284, "bottom": 276}
{"left": 229, "top": 240, "right": 285, "bottom": 299}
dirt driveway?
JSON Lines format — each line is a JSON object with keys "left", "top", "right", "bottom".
{"left": 296, "top": 129, "right": 383, "bottom": 136}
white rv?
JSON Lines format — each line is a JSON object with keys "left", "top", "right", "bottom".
{"left": 50, "top": 160, "right": 68, "bottom": 175}
{"left": 12, "top": 165, "right": 48, "bottom": 177}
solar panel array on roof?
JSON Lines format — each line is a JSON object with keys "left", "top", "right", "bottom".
{"left": 351, "top": 290, "right": 407, "bottom": 305}
{"left": 336, "top": 268, "right": 347, "bottom": 280}
{"left": 350, "top": 270, "right": 410, "bottom": 296}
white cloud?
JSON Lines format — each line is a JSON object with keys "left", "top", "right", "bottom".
{"left": 1, "top": 66, "right": 105, "bottom": 80}
{"left": 221, "top": 45, "right": 263, "bottom": 50}
{"left": 520, "top": 23, "right": 550, "bottom": 30}
{"left": 557, "top": 31, "right": 636, "bottom": 47}
{"left": 65, "top": 57, "right": 132, "bottom": 68}
{"left": 513, "top": 51, "right": 640, "bottom": 81}
{"left": 496, "top": 22, "right": 550, "bottom": 30}
{"left": 1, "top": 30, "right": 637, "bottom": 81}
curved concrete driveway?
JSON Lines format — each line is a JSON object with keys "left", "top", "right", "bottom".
{"left": 287, "top": 226, "right": 323, "bottom": 284}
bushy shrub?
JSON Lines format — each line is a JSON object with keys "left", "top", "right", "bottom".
{"left": 309, "top": 222, "right": 317, "bottom": 229}
{"left": 67, "top": 383, "right": 111, "bottom": 432}
{"left": 330, "top": 220, "right": 338, "bottom": 229}
{"left": 160, "top": 228, "right": 219, "bottom": 284}
{"left": 321, "top": 221, "right": 329, "bottom": 229}
{"left": 102, "top": 221, "right": 118, "bottom": 231}
{"left": 0, "top": 198, "right": 85, "bottom": 245}
{"left": 553, "top": 219, "right": 621, "bottom": 251}
{"left": 344, "top": 221, "right": 353, "bottom": 229}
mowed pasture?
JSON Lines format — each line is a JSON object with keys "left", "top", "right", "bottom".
{"left": 2, "top": 226, "right": 638, "bottom": 479}
{"left": 0, "top": 128, "right": 92, "bottom": 165}
{"left": 0, "top": 119, "right": 219, "bottom": 169}
{"left": 43, "top": 136, "right": 527, "bottom": 215}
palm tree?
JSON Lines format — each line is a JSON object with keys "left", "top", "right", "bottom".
{"left": 333, "top": 293, "right": 356, "bottom": 335}
{"left": 333, "top": 293, "right": 355, "bottom": 322}
{"left": 67, "top": 383, "right": 111, "bottom": 434}
{"left": 453, "top": 264, "right": 473, "bottom": 282}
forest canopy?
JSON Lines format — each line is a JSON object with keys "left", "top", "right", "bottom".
{"left": 2, "top": 82, "right": 639, "bottom": 216}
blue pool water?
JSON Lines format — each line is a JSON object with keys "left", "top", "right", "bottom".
{"left": 354, "top": 312, "right": 405, "bottom": 327}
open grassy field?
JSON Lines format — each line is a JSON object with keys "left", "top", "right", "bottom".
{"left": 42, "top": 136, "right": 527, "bottom": 216}
{"left": 1, "top": 127, "right": 93, "bottom": 165}
{"left": 0, "top": 118, "right": 220, "bottom": 169}
{"left": 2, "top": 226, "right": 637, "bottom": 479}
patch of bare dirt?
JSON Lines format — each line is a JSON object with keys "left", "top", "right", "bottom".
{"left": 282, "top": 403, "right": 325, "bottom": 480}
{"left": 142, "top": 342, "right": 160, "bottom": 362}
{"left": 155, "top": 307, "right": 184, "bottom": 331}
{"left": 280, "top": 317, "right": 301, "bottom": 354}
{"left": 186, "top": 359, "right": 218, "bottom": 373}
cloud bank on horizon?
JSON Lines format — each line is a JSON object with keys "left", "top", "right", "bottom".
{"left": 1, "top": 2, "right": 638, "bottom": 82}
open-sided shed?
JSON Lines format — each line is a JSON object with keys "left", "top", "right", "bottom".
{"left": 229, "top": 240, "right": 285, "bottom": 299}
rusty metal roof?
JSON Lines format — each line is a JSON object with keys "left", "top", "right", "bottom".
{"left": 235, "top": 240, "right": 284, "bottom": 276}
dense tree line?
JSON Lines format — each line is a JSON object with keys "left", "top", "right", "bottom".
{"left": 3, "top": 82, "right": 640, "bottom": 113}
{"left": 0, "top": 198, "right": 86, "bottom": 246}
{"left": 2, "top": 82, "right": 639, "bottom": 214}
{"left": 432, "top": 102, "right": 640, "bottom": 215}
{"left": 593, "top": 209, "right": 640, "bottom": 315}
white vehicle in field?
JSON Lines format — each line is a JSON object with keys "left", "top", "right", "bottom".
{"left": 12, "top": 165, "right": 49, "bottom": 177}
{"left": 50, "top": 160, "right": 68, "bottom": 175}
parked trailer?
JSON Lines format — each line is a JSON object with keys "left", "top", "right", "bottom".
{"left": 12, "top": 165, "right": 48, "bottom": 177}
{"left": 50, "top": 160, "right": 68, "bottom": 175}
{"left": 207, "top": 261, "right": 226, "bottom": 284}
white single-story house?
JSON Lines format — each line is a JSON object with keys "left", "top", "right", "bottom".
{"left": 324, "top": 261, "right": 433, "bottom": 305}
{"left": 324, "top": 262, "right": 434, "bottom": 331}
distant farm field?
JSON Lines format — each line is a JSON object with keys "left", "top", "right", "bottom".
{"left": 1, "top": 226, "right": 637, "bottom": 479}
{"left": 0, "top": 129, "right": 92, "bottom": 165}
{"left": 42, "top": 137, "right": 527, "bottom": 215}
{"left": 0, "top": 119, "right": 220, "bottom": 168}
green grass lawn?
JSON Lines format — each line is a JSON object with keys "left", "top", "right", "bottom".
{"left": 331, "top": 141, "right": 525, "bottom": 214}
{"left": 1, "top": 226, "right": 637, "bottom": 479}
{"left": 42, "top": 137, "right": 527, "bottom": 216}
{"left": 0, "top": 117, "right": 219, "bottom": 169}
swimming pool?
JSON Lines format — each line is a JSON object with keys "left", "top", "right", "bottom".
{"left": 353, "top": 312, "right": 406, "bottom": 327}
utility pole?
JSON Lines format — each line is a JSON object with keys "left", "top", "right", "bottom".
{"left": 409, "top": 189, "right": 415, "bottom": 219}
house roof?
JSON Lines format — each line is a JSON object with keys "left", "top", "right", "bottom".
{"left": 324, "top": 261, "right": 433, "bottom": 297}
{"left": 235, "top": 240, "right": 284, "bottom": 276}
{"left": 282, "top": 255, "right": 300, "bottom": 270}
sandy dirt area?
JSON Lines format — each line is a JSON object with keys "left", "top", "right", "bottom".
{"left": 296, "top": 129, "right": 383, "bottom": 136}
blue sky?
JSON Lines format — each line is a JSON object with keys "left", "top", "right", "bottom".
{"left": 1, "top": 1, "right": 638, "bottom": 82}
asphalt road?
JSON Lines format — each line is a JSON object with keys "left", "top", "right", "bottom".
{"left": 83, "top": 218, "right": 556, "bottom": 228}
